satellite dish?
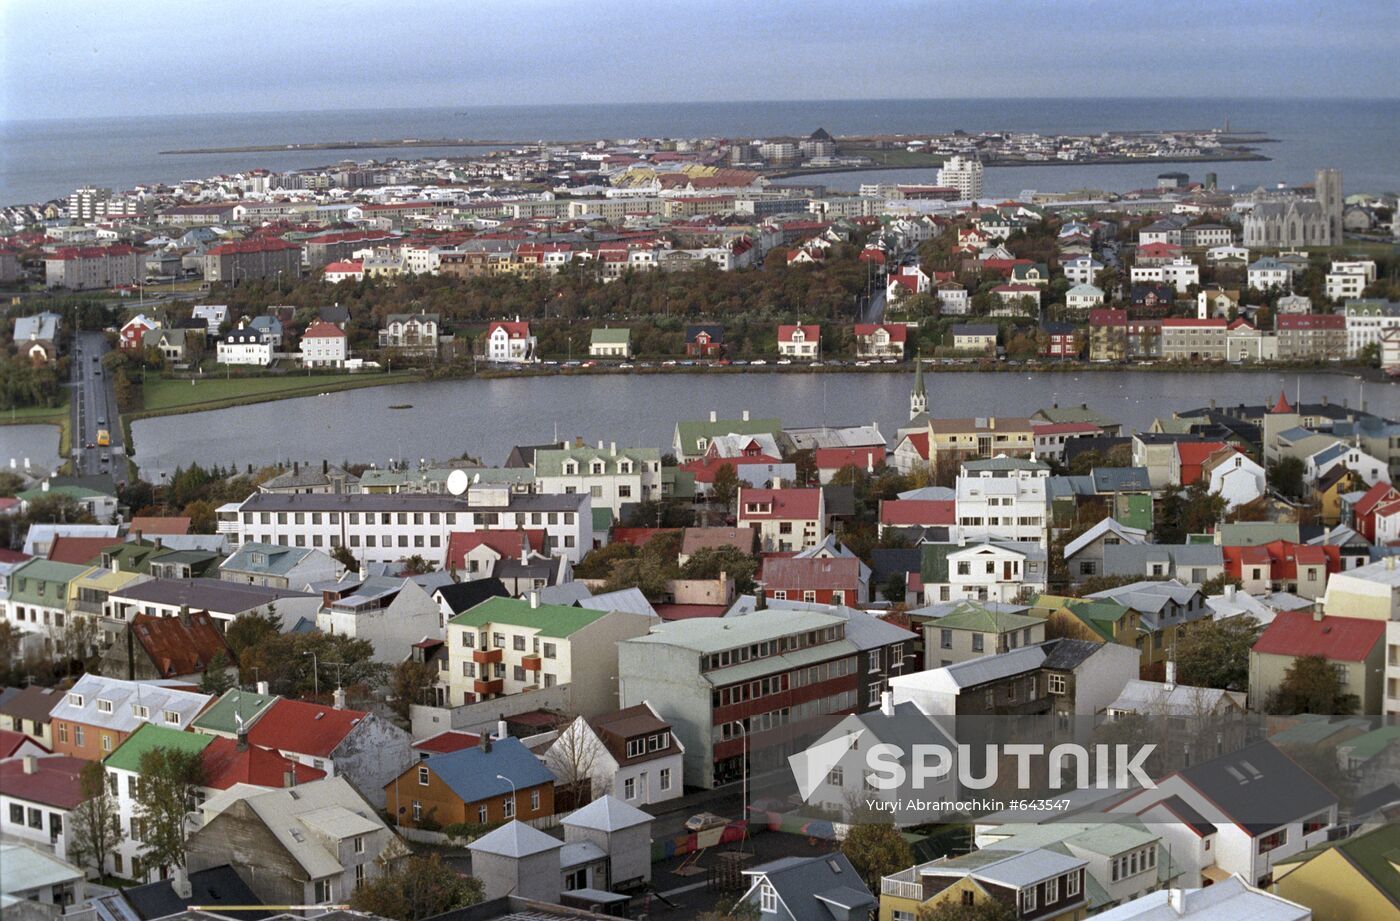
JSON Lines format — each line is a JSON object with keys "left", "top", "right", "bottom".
{"left": 447, "top": 469, "right": 470, "bottom": 496}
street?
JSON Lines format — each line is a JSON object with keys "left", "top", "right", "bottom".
{"left": 70, "top": 329, "right": 123, "bottom": 481}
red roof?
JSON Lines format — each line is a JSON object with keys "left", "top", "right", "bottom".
{"left": 1252, "top": 611, "right": 1384, "bottom": 663}
{"left": 1352, "top": 481, "right": 1397, "bottom": 518}
{"left": 302, "top": 321, "right": 347, "bottom": 339}
{"left": 814, "top": 446, "right": 885, "bottom": 471}
{"left": 1270, "top": 390, "right": 1295, "bottom": 414}
{"left": 129, "top": 516, "right": 191, "bottom": 535}
{"left": 46, "top": 535, "right": 117, "bottom": 565}
{"left": 1137, "top": 242, "right": 1183, "bottom": 257}
{"left": 738, "top": 487, "right": 822, "bottom": 521}
{"left": 206, "top": 238, "right": 300, "bottom": 255}
{"left": 323, "top": 261, "right": 364, "bottom": 274}
{"left": 0, "top": 728, "right": 48, "bottom": 758}
{"left": 889, "top": 274, "right": 921, "bottom": 294}
{"left": 879, "top": 499, "right": 955, "bottom": 527}
{"left": 46, "top": 245, "right": 141, "bottom": 260}
{"left": 761, "top": 557, "right": 862, "bottom": 591}
{"left": 488, "top": 321, "right": 531, "bottom": 339}
{"left": 130, "top": 613, "right": 236, "bottom": 679}
{"left": 899, "top": 432, "right": 930, "bottom": 460}
{"left": 412, "top": 730, "right": 482, "bottom": 754}
{"left": 245, "top": 698, "right": 368, "bottom": 758}
{"left": 654, "top": 603, "right": 730, "bottom": 621}
{"left": 777, "top": 324, "right": 821, "bottom": 343}
{"left": 201, "top": 736, "right": 326, "bottom": 789}
{"left": 0, "top": 754, "right": 82, "bottom": 809}
{"left": 1161, "top": 318, "right": 1227, "bottom": 328}
{"left": 855, "top": 324, "right": 909, "bottom": 342}
{"left": 1175, "top": 441, "right": 1232, "bottom": 485}
{"left": 679, "top": 455, "right": 782, "bottom": 484}
{"left": 1223, "top": 540, "right": 1341, "bottom": 581}
{"left": 610, "top": 528, "right": 680, "bottom": 548}
{"left": 0, "top": 548, "right": 30, "bottom": 564}
{"left": 446, "top": 530, "right": 546, "bottom": 568}
{"left": 1089, "top": 308, "right": 1128, "bottom": 326}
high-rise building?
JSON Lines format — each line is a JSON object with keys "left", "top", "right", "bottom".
{"left": 937, "top": 155, "right": 983, "bottom": 200}
{"left": 1315, "top": 167, "right": 1344, "bottom": 245}
{"left": 68, "top": 186, "right": 111, "bottom": 222}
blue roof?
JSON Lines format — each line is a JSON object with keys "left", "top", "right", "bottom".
{"left": 422, "top": 736, "right": 555, "bottom": 803}
{"left": 1091, "top": 467, "right": 1151, "bottom": 492}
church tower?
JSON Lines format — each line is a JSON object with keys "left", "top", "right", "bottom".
{"left": 1315, "top": 168, "right": 1343, "bottom": 245}
{"left": 910, "top": 357, "right": 927, "bottom": 420}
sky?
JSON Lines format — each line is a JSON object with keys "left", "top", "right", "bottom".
{"left": 3, "top": 0, "right": 1397, "bottom": 121}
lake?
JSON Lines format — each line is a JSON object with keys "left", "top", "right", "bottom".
{"left": 0, "top": 424, "right": 63, "bottom": 478}
{"left": 126, "top": 370, "right": 1397, "bottom": 479}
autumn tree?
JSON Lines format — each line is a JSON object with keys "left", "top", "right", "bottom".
{"left": 390, "top": 659, "right": 439, "bottom": 722}
{"left": 1175, "top": 616, "right": 1260, "bottom": 692}
{"left": 680, "top": 545, "right": 758, "bottom": 594}
{"left": 711, "top": 463, "right": 741, "bottom": 511}
{"left": 1267, "top": 654, "right": 1360, "bottom": 715}
{"left": 134, "top": 746, "right": 207, "bottom": 876}
{"left": 331, "top": 544, "right": 359, "bottom": 571}
{"left": 68, "top": 761, "right": 122, "bottom": 878}
{"left": 841, "top": 821, "right": 915, "bottom": 891}
{"left": 1267, "top": 456, "right": 1307, "bottom": 499}
{"left": 348, "top": 849, "right": 483, "bottom": 921}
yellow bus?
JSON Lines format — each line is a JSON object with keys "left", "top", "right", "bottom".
{"left": 96, "top": 429, "right": 110, "bottom": 447}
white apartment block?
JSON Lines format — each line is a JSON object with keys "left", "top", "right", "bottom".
{"left": 1062, "top": 257, "right": 1103, "bottom": 286}
{"left": 232, "top": 488, "right": 592, "bottom": 565}
{"left": 937, "top": 155, "right": 984, "bottom": 199}
{"left": 217, "top": 329, "right": 272, "bottom": 366}
{"left": 1130, "top": 258, "right": 1199, "bottom": 294}
{"left": 533, "top": 443, "right": 661, "bottom": 523}
{"left": 1345, "top": 302, "right": 1400, "bottom": 357}
{"left": 954, "top": 457, "right": 1050, "bottom": 547}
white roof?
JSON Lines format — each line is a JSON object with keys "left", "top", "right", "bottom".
{"left": 57, "top": 674, "right": 212, "bottom": 735}
{"left": 21, "top": 523, "right": 119, "bottom": 554}
{"left": 579, "top": 587, "right": 658, "bottom": 619}
{"left": 563, "top": 794, "right": 653, "bottom": 833}
{"left": 468, "top": 819, "right": 563, "bottom": 858}
{"left": 0, "top": 843, "right": 83, "bottom": 895}
{"left": 1091, "top": 875, "right": 1309, "bottom": 920}
{"left": 1063, "top": 518, "right": 1148, "bottom": 560}
{"left": 1106, "top": 680, "right": 1245, "bottom": 717}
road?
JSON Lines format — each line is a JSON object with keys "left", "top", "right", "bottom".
{"left": 70, "top": 330, "right": 123, "bottom": 482}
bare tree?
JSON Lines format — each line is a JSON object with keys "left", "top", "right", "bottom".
{"left": 545, "top": 715, "right": 601, "bottom": 807}
{"left": 69, "top": 761, "right": 122, "bottom": 878}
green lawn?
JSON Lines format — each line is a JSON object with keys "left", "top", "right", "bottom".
{"left": 139, "top": 371, "right": 422, "bottom": 413}
{"left": 836, "top": 147, "right": 947, "bottom": 168}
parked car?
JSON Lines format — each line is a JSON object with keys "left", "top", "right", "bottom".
{"left": 685, "top": 812, "right": 730, "bottom": 832}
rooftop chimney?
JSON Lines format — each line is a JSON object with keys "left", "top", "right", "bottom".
{"left": 1388, "top": 556, "right": 1397, "bottom": 572}
{"left": 21, "top": 755, "right": 36, "bottom": 775}
{"left": 1224, "top": 584, "right": 1236, "bottom": 601}
{"left": 742, "top": 410, "right": 751, "bottom": 421}
{"left": 610, "top": 442, "right": 617, "bottom": 456}
{"left": 709, "top": 410, "right": 717, "bottom": 423}
{"left": 284, "top": 769, "right": 297, "bottom": 788}
{"left": 880, "top": 690, "right": 895, "bottom": 717}
{"left": 1166, "top": 888, "right": 1185, "bottom": 915}
{"left": 497, "top": 716, "right": 508, "bottom": 741}
{"left": 1164, "top": 661, "right": 1176, "bottom": 691}
{"left": 333, "top": 687, "right": 347, "bottom": 709}
{"left": 989, "top": 417, "right": 996, "bottom": 430}
{"left": 1313, "top": 600, "right": 1325, "bottom": 622}
{"left": 481, "top": 733, "right": 493, "bottom": 754}
{"left": 529, "top": 590, "right": 540, "bottom": 609}
{"left": 256, "top": 680, "right": 269, "bottom": 695}
{"left": 293, "top": 461, "right": 299, "bottom": 474}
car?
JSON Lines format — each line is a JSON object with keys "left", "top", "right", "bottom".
{"left": 91, "top": 356, "right": 99, "bottom": 363}
{"left": 100, "top": 454, "right": 111, "bottom": 465}
{"left": 84, "top": 441, "right": 95, "bottom": 449}
{"left": 731, "top": 359, "right": 749, "bottom": 366}
{"left": 855, "top": 360, "right": 871, "bottom": 367}
{"left": 684, "top": 812, "right": 730, "bottom": 832}
{"left": 618, "top": 363, "right": 633, "bottom": 369}
{"left": 95, "top": 369, "right": 102, "bottom": 376}
{"left": 776, "top": 359, "right": 792, "bottom": 365}
{"left": 662, "top": 360, "right": 677, "bottom": 366}
{"left": 750, "top": 359, "right": 767, "bottom": 365}
{"left": 96, "top": 417, "right": 106, "bottom": 425}
{"left": 542, "top": 360, "right": 559, "bottom": 366}
{"left": 581, "top": 361, "right": 595, "bottom": 368}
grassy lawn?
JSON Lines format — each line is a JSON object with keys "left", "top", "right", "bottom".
{"left": 836, "top": 146, "right": 947, "bottom": 168}
{"left": 139, "top": 371, "right": 423, "bottom": 414}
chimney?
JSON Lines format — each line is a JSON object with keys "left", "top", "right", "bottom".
{"left": 283, "top": 769, "right": 297, "bottom": 788}
{"left": 1224, "top": 584, "right": 1236, "bottom": 600}
{"left": 172, "top": 867, "right": 192, "bottom": 901}
{"left": 41, "top": 480, "right": 48, "bottom": 492}
{"left": 133, "top": 528, "right": 143, "bottom": 545}
{"left": 1322, "top": 395, "right": 1329, "bottom": 406}
{"left": 880, "top": 690, "right": 895, "bottom": 717}
{"left": 256, "top": 680, "right": 269, "bottom": 695}
{"left": 597, "top": 440, "right": 604, "bottom": 450}
{"left": 529, "top": 590, "right": 540, "bottom": 609}
{"left": 323, "top": 459, "right": 329, "bottom": 474}
{"left": 153, "top": 536, "right": 162, "bottom": 550}
{"left": 772, "top": 476, "right": 782, "bottom": 489}
{"left": 1209, "top": 398, "right": 1216, "bottom": 409}
{"left": 1313, "top": 600, "right": 1325, "bottom": 622}
{"left": 293, "top": 460, "right": 299, "bottom": 474}
{"left": 988, "top": 416, "right": 996, "bottom": 430}
{"left": 21, "top": 755, "right": 36, "bottom": 775}
{"left": 742, "top": 410, "right": 751, "bottom": 422}
{"left": 333, "top": 687, "right": 346, "bottom": 709}
{"left": 480, "top": 733, "right": 493, "bottom": 754}
{"left": 1166, "top": 888, "right": 1184, "bottom": 915}
{"left": 1164, "top": 661, "right": 1176, "bottom": 691}
{"left": 610, "top": 442, "right": 617, "bottom": 456}
{"left": 709, "top": 410, "right": 717, "bottom": 423}
{"left": 236, "top": 726, "right": 249, "bottom": 751}
{"left": 1388, "top": 556, "right": 1397, "bottom": 572}
{"left": 497, "top": 716, "right": 508, "bottom": 740}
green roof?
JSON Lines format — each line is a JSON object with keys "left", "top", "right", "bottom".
{"left": 534, "top": 445, "right": 659, "bottom": 478}
{"left": 590, "top": 328, "right": 631, "bottom": 344}
{"left": 17, "top": 485, "right": 109, "bottom": 502}
{"left": 1217, "top": 522, "right": 1301, "bottom": 546}
{"left": 448, "top": 595, "right": 613, "bottom": 638}
{"left": 1030, "top": 595, "right": 1132, "bottom": 642}
{"left": 935, "top": 601, "right": 1042, "bottom": 634}
{"left": 191, "top": 688, "right": 279, "bottom": 735}
{"left": 10, "top": 559, "right": 92, "bottom": 603}
{"left": 1117, "top": 494, "right": 1153, "bottom": 532}
{"left": 1283, "top": 822, "right": 1400, "bottom": 905}
{"left": 1341, "top": 725, "right": 1400, "bottom": 762}
{"left": 674, "top": 417, "right": 781, "bottom": 455}
{"left": 104, "top": 722, "right": 212, "bottom": 772}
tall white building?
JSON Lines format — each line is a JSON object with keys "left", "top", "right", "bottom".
{"left": 937, "top": 155, "right": 984, "bottom": 200}
{"left": 953, "top": 455, "right": 1050, "bottom": 547}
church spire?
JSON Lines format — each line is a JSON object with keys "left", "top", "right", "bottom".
{"left": 910, "top": 354, "right": 927, "bottom": 420}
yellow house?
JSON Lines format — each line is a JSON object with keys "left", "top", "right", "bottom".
{"left": 926, "top": 416, "right": 1035, "bottom": 464}
{"left": 1028, "top": 595, "right": 1142, "bottom": 651}
{"left": 880, "top": 849, "right": 1088, "bottom": 921}
{"left": 1273, "top": 823, "right": 1400, "bottom": 921}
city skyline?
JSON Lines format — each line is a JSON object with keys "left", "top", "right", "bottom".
{"left": 3, "top": 0, "right": 1398, "bottom": 121}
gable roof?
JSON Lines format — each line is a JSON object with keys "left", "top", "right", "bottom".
{"left": 0, "top": 754, "right": 83, "bottom": 809}
{"left": 128, "top": 612, "right": 235, "bottom": 678}
{"left": 1252, "top": 611, "right": 1385, "bottom": 663}
{"left": 468, "top": 819, "right": 562, "bottom": 858}
{"left": 1176, "top": 740, "right": 1337, "bottom": 835}
{"left": 245, "top": 698, "right": 369, "bottom": 758}
{"left": 744, "top": 853, "right": 874, "bottom": 921}
{"left": 434, "top": 578, "right": 511, "bottom": 615}
{"left": 420, "top": 736, "right": 556, "bottom": 804}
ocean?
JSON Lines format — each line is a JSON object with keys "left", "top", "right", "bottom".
{"left": 2, "top": 97, "right": 1398, "bottom": 206}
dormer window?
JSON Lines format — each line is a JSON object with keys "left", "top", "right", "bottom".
{"left": 563, "top": 462, "right": 577, "bottom": 476}
{"left": 132, "top": 704, "right": 149, "bottom": 720}
{"left": 760, "top": 882, "right": 777, "bottom": 913}
{"left": 591, "top": 462, "right": 605, "bottom": 475}
{"left": 68, "top": 694, "right": 84, "bottom": 707}
{"left": 96, "top": 699, "right": 113, "bottom": 714}
{"left": 163, "top": 711, "right": 181, "bottom": 726}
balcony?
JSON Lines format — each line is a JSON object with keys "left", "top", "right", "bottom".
{"left": 472, "top": 647, "right": 503, "bottom": 665}
{"left": 521, "top": 655, "right": 542, "bottom": 671}
{"left": 473, "top": 678, "right": 503, "bottom": 696}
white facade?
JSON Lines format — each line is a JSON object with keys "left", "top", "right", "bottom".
{"left": 545, "top": 713, "right": 685, "bottom": 806}
{"left": 1131, "top": 258, "right": 1199, "bottom": 294}
{"left": 1062, "top": 257, "right": 1103, "bottom": 286}
{"left": 216, "top": 331, "right": 272, "bottom": 366}
{"left": 1206, "top": 452, "right": 1266, "bottom": 509}
{"left": 937, "top": 156, "right": 984, "bottom": 199}
{"left": 1065, "top": 284, "right": 1105, "bottom": 311}
{"left": 534, "top": 445, "right": 661, "bottom": 522}
{"left": 953, "top": 462, "right": 1050, "bottom": 547}
{"left": 300, "top": 331, "right": 348, "bottom": 367}
{"left": 924, "top": 542, "right": 1048, "bottom": 605}
{"left": 1345, "top": 307, "right": 1400, "bottom": 358}
{"left": 486, "top": 323, "right": 537, "bottom": 363}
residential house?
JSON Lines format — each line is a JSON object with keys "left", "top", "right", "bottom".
{"left": 1222, "top": 541, "right": 1340, "bottom": 600}
{"left": 762, "top": 556, "right": 868, "bottom": 606}
{"left": 0, "top": 844, "right": 86, "bottom": 912}
{"left": 300, "top": 321, "right": 348, "bottom": 367}
{"left": 950, "top": 324, "right": 999, "bottom": 354}
{"left": 485, "top": 320, "right": 537, "bottom": 363}
{"left": 685, "top": 325, "right": 725, "bottom": 359}
{"left": 1086, "top": 580, "right": 1212, "bottom": 671}
{"left": 0, "top": 755, "right": 84, "bottom": 863}
{"left": 385, "top": 735, "right": 554, "bottom": 829}
{"left": 954, "top": 455, "right": 1050, "bottom": 547}
{"left": 737, "top": 486, "right": 826, "bottom": 552}
{"left": 927, "top": 417, "right": 1036, "bottom": 465}
{"left": 879, "top": 848, "right": 1089, "bottom": 921}
{"left": 1276, "top": 314, "right": 1347, "bottom": 361}
{"left": 219, "top": 541, "right": 345, "bottom": 589}
{"left": 916, "top": 541, "right": 1048, "bottom": 605}
{"left": 1249, "top": 611, "right": 1385, "bottom": 713}
{"left": 855, "top": 323, "right": 908, "bottom": 359}
{"left": 777, "top": 324, "right": 821, "bottom": 359}
{"left": 1065, "top": 284, "right": 1104, "bottom": 312}
{"left": 1092, "top": 877, "right": 1310, "bottom": 921}
{"left": 0, "top": 686, "right": 62, "bottom": 749}
{"left": 589, "top": 328, "right": 632, "bottom": 359}
{"left": 445, "top": 594, "right": 658, "bottom": 713}
{"left": 1273, "top": 822, "right": 1400, "bottom": 921}
{"left": 1160, "top": 319, "right": 1228, "bottom": 362}
{"left": 544, "top": 702, "right": 685, "bottom": 806}
{"left": 1061, "top": 518, "right": 1149, "bottom": 582}
{"left": 11, "top": 312, "right": 62, "bottom": 364}
{"left": 673, "top": 410, "right": 781, "bottom": 462}
{"left": 1089, "top": 309, "right": 1128, "bottom": 362}
{"left": 378, "top": 313, "right": 441, "bottom": 354}
{"left": 97, "top": 611, "right": 237, "bottom": 683}
{"left": 744, "top": 854, "right": 875, "bottom": 921}
{"left": 925, "top": 601, "right": 1047, "bottom": 669}
{"left": 49, "top": 674, "right": 211, "bottom": 761}
{"left": 314, "top": 573, "right": 442, "bottom": 664}
{"left": 186, "top": 776, "right": 394, "bottom": 910}
{"left": 534, "top": 443, "right": 661, "bottom": 528}
{"left": 215, "top": 327, "right": 272, "bottom": 366}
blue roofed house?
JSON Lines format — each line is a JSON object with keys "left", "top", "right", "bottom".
{"left": 248, "top": 314, "right": 283, "bottom": 346}
{"left": 384, "top": 735, "right": 556, "bottom": 830}
{"left": 219, "top": 541, "right": 346, "bottom": 590}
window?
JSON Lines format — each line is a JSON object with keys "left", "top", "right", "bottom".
{"left": 68, "top": 694, "right": 83, "bottom": 708}
{"left": 353, "top": 835, "right": 364, "bottom": 854}
{"left": 74, "top": 726, "right": 84, "bottom": 747}
{"left": 1066, "top": 871, "right": 1080, "bottom": 897}
{"left": 96, "top": 699, "right": 112, "bottom": 714}
{"left": 530, "top": 789, "right": 540, "bottom": 811}
{"left": 57, "top": 723, "right": 67, "bottom": 744}
{"left": 1048, "top": 673, "right": 1066, "bottom": 695}
{"left": 132, "top": 704, "right": 149, "bottom": 720}
{"left": 1259, "top": 829, "right": 1288, "bottom": 853}
{"left": 162, "top": 711, "right": 181, "bottom": 726}
{"left": 624, "top": 777, "right": 636, "bottom": 799}
{"left": 503, "top": 796, "right": 515, "bottom": 818}
{"left": 1045, "top": 876, "right": 1058, "bottom": 903}
{"left": 956, "top": 561, "right": 971, "bottom": 576}
{"left": 8, "top": 804, "right": 21, "bottom": 824}
{"left": 972, "top": 634, "right": 984, "bottom": 653}
{"left": 101, "top": 734, "right": 112, "bottom": 753}
{"left": 478, "top": 805, "right": 488, "bottom": 823}
{"left": 660, "top": 768, "right": 672, "bottom": 791}
{"left": 418, "top": 766, "right": 430, "bottom": 786}
{"left": 867, "top": 682, "right": 882, "bottom": 706}
{"left": 760, "top": 882, "right": 777, "bottom": 913}
{"left": 1021, "top": 886, "right": 1036, "bottom": 912}
{"left": 27, "top": 807, "right": 42, "bottom": 829}
{"left": 940, "top": 629, "right": 953, "bottom": 649}
{"left": 543, "top": 643, "right": 556, "bottom": 659}
{"left": 1303, "top": 812, "right": 1330, "bottom": 835}
{"left": 412, "top": 801, "right": 422, "bottom": 820}
{"left": 314, "top": 878, "right": 333, "bottom": 904}
{"left": 355, "top": 863, "right": 366, "bottom": 890}
{"left": 513, "top": 635, "right": 526, "bottom": 651}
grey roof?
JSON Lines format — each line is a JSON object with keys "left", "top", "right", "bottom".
{"left": 728, "top": 597, "right": 918, "bottom": 651}
{"left": 578, "top": 587, "right": 658, "bottom": 618}
{"left": 1176, "top": 740, "right": 1338, "bottom": 835}
{"left": 562, "top": 794, "right": 653, "bottom": 832}
{"left": 1102, "top": 545, "right": 1223, "bottom": 577}
{"left": 1063, "top": 518, "right": 1148, "bottom": 559}
{"left": 238, "top": 491, "right": 586, "bottom": 513}
{"left": 13, "top": 312, "right": 60, "bottom": 342}
{"left": 942, "top": 645, "right": 1047, "bottom": 689}
{"left": 1091, "top": 467, "right": 1153, "bottom": 492}
{"left": 1040, "top": 637, "right": 1108, "bottom": 670}
{"left": 111, "top": 578, "right": 315, "bottom": 614}
{"left": 221, "top": 542, "right": 327, "bottom": 576}
{"left": 917, "top": 847, "right": 1086, "bottom": 888}
{"left": 743, "top": 853, "right": 874, "bottom": 921}
{"left": 468, "top": 819, "right": 563, "bottom": 858}
{"left": 907, "top": 599, "right": 1031, "bottom": 620}
{"left": 897, "top": 486, "right": 956, "bottom": 501}
{"left": 559, "top": 840, "right": 608, "bottom": 870}
{"left": 259, "top": 463, "right": 355, "bottom": 491}
{"left": 1090, "top": 876, "right": 1308, "bottom": 921}
{"left": 52, "top": 674, "right": 211, "bottom": 734}
{"left": 535, "top": 581, "right": 594, "bottom": 606}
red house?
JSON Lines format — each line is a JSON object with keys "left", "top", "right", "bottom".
{"left": 762, "top": 556, "right": 868, "bottom": 606}
{"left": 814, "top": 446, "right": 885, "bottom": 483}
{"left": 686, "top": 325, "right": 725, "bottom": 358}
{"left": 119, "top": 314, "right": 159, "bottom": 351}
{"left": 1348, "top": 481, "right": 1399, "bottom": 543}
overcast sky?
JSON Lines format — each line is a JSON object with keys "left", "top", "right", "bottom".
{"left": 3, "top": 0, "right": 1396, "bottom": 120}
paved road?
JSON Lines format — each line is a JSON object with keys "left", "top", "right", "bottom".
{"left": 70, "top": 330, "right": 123, "bottom": 481}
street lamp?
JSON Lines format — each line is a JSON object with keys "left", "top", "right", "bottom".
{"left": 729, "top": 720, "right": 748, "bottom": 851}
{"left": 495, "top": 773, "right": 517, "bottom": 820}
{"left": 303, "top": 650, "right": 319, "bottom": 697}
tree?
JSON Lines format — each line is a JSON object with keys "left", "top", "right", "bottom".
{"left": 882, "top": 572, "right": 907, "bottom": 604}
{"left": 680, "top": 545, "right": 758, "bottom": 594}
{"left": 238, "top": 630, "right": 384, "bottom": 699}
{"left": 545, "top": 715, "right": 601, "bottom": 807}
{"left": 711, "top": 463, "right": 740, "bottom": 510}
{"left": 389, "top": 659, "right": 439, "bottom": 722}
{"left": 331, "top": 544, "right": 359, "bottom": 571}
{"left": 199, "top": 652, "right": 235, "bottom": 695}
{"left": 1267, "top": 456, "right": 1307, "bottom": 500}
{"left": 134, "top": 746, "right": 207, "bottom": 876}
{"left": 400, "top": 554, "right": 435, "bottom": 575}
{"left": 348, "top": 849, "right": 483, "bottom": 921}
{"left": 68, "top": 761, "right": 122, "bottom": 878}
{"left": 840, "top": 821, "right": 914, "bottom": 891}
{"left": 224, "top": 609, "right": 282, "bottom": 665}
{"left": 1175, "top": 616, "right": 1260, "bottom": 692}
{"left": 917, "top": 898, "right": 1016, "bottom": 921}
{"left": 1268, "top": 654, "right": 1360, "bottom": 715}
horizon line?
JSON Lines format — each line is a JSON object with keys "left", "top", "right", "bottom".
{"left": 5, "top": 94, "right": 1400, "bottom": 126}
